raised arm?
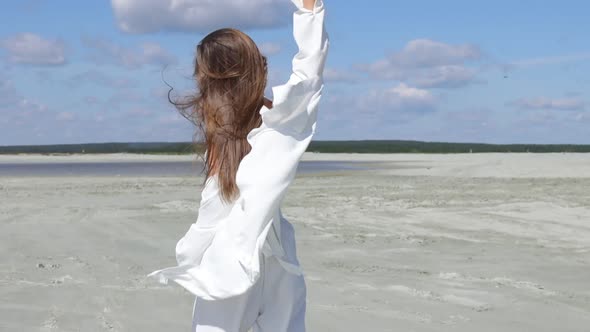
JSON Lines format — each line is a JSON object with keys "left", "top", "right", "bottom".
{"left": 260, "top": 0, "right": 329, "bottom": 136}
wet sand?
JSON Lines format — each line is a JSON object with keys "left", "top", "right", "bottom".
{"left": 1, "top": 153, "right": 589, "bottom": 331}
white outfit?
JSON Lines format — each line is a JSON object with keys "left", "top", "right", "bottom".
{"left": 147, "top": 0, "right": 328, "bottom": 330}
{"left": 190, "top": 254, "right": 307, "bottom": 332}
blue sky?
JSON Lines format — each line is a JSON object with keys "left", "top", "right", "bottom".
{"left": 1, "top": 0, "right": 589, "bottom": 145}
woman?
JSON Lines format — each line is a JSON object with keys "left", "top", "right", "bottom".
{"left": 148, "top": 0, "right": 328, "bottom": 330}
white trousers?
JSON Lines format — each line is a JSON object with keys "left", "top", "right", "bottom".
{"left": 191, "top": 254, "right": 307, "bottom": 332}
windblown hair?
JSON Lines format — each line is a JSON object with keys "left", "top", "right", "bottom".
{"left": 170, "top": 28, "right": 268, "bottom": 205}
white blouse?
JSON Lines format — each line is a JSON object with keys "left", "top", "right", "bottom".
{"left": 148, "top": 0, "right": 329, "bottom": 300}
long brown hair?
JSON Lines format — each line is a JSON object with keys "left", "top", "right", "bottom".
{"left": 170, "top": 28, "right": 268, "bottom": 205}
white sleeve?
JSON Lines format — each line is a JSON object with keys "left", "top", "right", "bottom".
{"left": 260, "top": 0, "right": 329, "bottom": 136}
{"left": 147, "top": 0, "right": 328, "bottom": 300}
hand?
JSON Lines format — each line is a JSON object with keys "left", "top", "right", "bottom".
{"left": 263, "top": 97, "right": 274, "bottom": 109}
{"left": 302, "top": 0, "right": 315, "bottom": 10}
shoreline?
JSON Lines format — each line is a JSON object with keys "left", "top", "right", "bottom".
{"left": 0, "top": 151, "right": 588, "bottom": 163}
{"left": 1, "top": 152, "right": 589, "bottom": 178}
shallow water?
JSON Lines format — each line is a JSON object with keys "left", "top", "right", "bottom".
{"left": 0, "top": 160, "right": 372, "bottom": 177}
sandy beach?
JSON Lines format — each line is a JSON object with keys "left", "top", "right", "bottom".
{"left": 1, "top": 152, "right": 589, "bottom": 331}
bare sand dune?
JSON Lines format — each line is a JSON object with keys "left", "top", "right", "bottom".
{"left": 1, "top": 153, "right": 589, "bottom": 331}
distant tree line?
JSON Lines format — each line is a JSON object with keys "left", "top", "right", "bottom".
{"left": 1, "top": 140, "right": 589, "bottom": 154}
{"left": 0, "top": 142, "right": 201, "bottom": 154}
{"left": 308, "top": 140, "right": 590, "bottom": 153}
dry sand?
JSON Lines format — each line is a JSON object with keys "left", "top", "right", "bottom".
{"left": 1, "top": 153, "right": 589, "bottom": 331}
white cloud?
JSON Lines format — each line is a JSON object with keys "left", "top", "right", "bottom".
{"left": 385, "top": 39, "right": 480, "bottom": 68}
{"left": 0, "top": 33, "right": 66, "bottom": 65}
{"left": 0, "top": 77, "right": 47, "bottom": 114}
{"left": 84, "top": 96, "right": 100, "bottom": 106}
{"left": 16, "top": 99, "right": 47, "bottom": 113}
{"left": 258, "top": 42, "right": 282, "bottom": 56}
{"left": 68, "top": 70, "right": 136, "bottom": 89}
{"left": 126, "top": 108, "right": 153, "bottom": 116}
{"left": 0, "top": 79, "right": 19, "bottom": 106}
{"left": 411, "top": 65, "right": 478, "bottom": 89}
{"left": 56, "top": 111, "right": 75, "bottom": 121}
{"left": 359, "top": 83, "right": 437, "bottom": 114}
{"left": 359, "top": 39, "right": 482, "bottom": 88}
{"left": 509, "top": 97, "right": 586, "bottom": 111}
{"left": 509, "top": 52, "right": 590, "bottom": 68}
{"left": 82, "top": 37, "right": 177, "bottom": 69}
{"left": 110, "top": 0, "right": 292, "bottom": 34}
{"left": 496, "top": 52, "right": 590, "bottom": 75}
{"left": 107, "top": 90, "right": 145, "bottom": 107}
{"left": 445, "top": 107, "right": 491, "bottom": 124}
{"left": 324, "top": 67, "right": 357, "bottom": 83}
{"left": 141, "top": 42, "right": 178, "bottom": 67}
{"left": 0, "top": 76, "right": 48, "bottom": 135}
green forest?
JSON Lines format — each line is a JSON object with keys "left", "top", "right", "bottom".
{"left": 1, "top": 140, "right": 589, "bottom": 154}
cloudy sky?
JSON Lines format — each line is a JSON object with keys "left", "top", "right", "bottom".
{"left": 1, "top": 0, "right": 589, "bottom": 145}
